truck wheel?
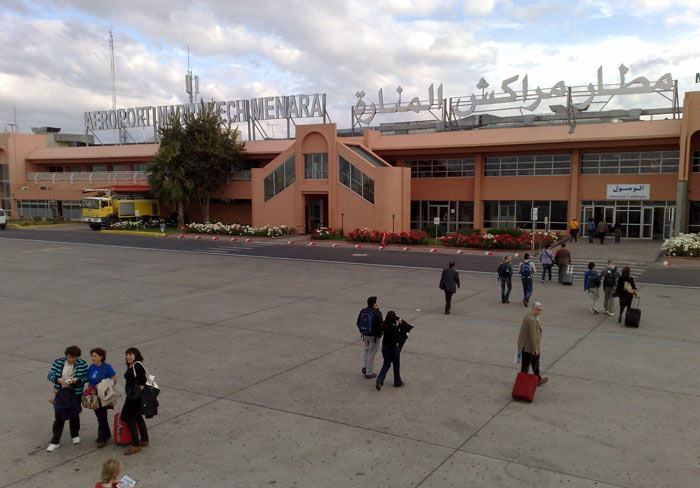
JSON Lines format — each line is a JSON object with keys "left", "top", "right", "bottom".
{"left": 89, "top": 223, "right": 102, "bottom": 231}
{"left": 0, "top": 224, "right": 6, "bottom": 229}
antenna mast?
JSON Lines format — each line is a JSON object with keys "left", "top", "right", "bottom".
{"left": 109, "top": 30, "right": 128, "bottom": 144}
{"left": 185, "top": 46, "right": 199, "bottom": 104}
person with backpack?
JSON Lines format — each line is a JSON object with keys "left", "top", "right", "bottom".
{"left": 584, "top": 262, "right": 602, "bottom": 313}
{"left": 602, "top": 260, "right": 619, "bottom": 316}
{"left": 615, "top": 267, "right": 638, "bottom": 324}
{"left": 596, "top": 220, "right": 607, "bottom": 244}
{"left": 554, "top": 242, "right": 571, "bottom": 283}
{"left": 518, "top": 254, "right": 536, "bottom": 307}
{"left": 375, "top": 311, "right": 412, "bottom": 391}
{"left": 586, "top": 218, "right": 596, "bottom": 243}
{"left": 497, "top": 254, "right": 513, "bottom": 304}
{"left": 357, "top": 296, "right": 383, "bottom": 379}
{"left": 539, "top": 244, "right": 555, "bottom": 283}
{"left": 438, "top": 261, "right": 460, "bottom": 315}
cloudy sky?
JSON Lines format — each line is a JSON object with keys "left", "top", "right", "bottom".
{"left": 1, "top": 0, "right": 699, "bottom": 141}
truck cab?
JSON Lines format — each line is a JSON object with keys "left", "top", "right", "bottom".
{"left": 81, "top": 197, "right": 114, "bottom": 230}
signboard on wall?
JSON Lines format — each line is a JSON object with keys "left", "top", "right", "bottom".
{"left": 607, "top": 184, "right": 650, "bottom": 200}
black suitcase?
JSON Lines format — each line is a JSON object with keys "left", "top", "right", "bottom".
{"left": 561, "top": 264, "right": 574, "bottom": 286}
{"left": 625, "top": 297, "right": 641, "bottom": 328}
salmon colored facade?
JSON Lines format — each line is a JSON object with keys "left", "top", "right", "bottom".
{"left": 2, "top": 91, "right": 700, "bottom": 238}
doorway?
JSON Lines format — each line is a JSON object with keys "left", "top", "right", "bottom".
{"left": 304, "top": 195, "right": 328, "bottom": 233}
{"left": 427, "top": 202, "right": 450, "bottom": 231}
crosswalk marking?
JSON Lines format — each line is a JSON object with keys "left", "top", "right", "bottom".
{"left": 534, "top": 258, "right": 646, "bottom": 282}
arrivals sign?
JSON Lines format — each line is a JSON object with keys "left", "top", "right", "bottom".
{"left": 607, "top": 184, "right": 650, "bottom": 200}
{"left": 84, "top": 94, "right": 327, "bottom": 132}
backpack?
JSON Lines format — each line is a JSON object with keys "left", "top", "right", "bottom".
{"left": 356, "top": 308, "right": 375, "bottom": 335}
{"left": 497, "top": 263, "right": 509, "bottom": 278}
{"left": 603, "top": 268, "right": 617, "bottom": 287}
{"left": 519, "top": 261, "right": 532, "bottom": 277}
{"left": 591, "top": 273, "right": 602, "bottom": 288}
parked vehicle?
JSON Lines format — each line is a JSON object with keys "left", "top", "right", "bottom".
{"left": 0, "top": 208, "right": 6, "bottom": 229}
{"left": 81, "top": 189, "right": 160, "bottom": 231}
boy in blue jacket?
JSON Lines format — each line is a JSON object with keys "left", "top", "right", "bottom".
{"left": 584, "top": 261, "right": 601, "bottom": 313}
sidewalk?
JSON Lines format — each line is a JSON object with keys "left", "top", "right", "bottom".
{"left": 559, "top": 237, "right": 663, "bottom": 263}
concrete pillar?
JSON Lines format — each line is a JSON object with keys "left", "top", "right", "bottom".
{"left": 568, "top": 149, "right": 580, "bottom": 224}
{"left": 675, "top": 181, "right": 688, "bottom": 235}
{"left": 473, "top": 154, "right": 483, "bottom": 230}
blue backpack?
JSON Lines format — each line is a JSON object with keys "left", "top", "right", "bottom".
{"left": 519, "top": 261, "right": 532, "bottom": 277}
{"left": 356, "top": 308, "right": 375, "bottom": 335}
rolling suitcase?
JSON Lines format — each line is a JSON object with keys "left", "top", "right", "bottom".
{"left": 561, "top": 264, "right": 574, "bottom": 285}
{"left": 512, "top": 372, "right": 538, "bottom": 402}
{"left": 624, "top": 297, "right": 641, "bottom": 328}
{"left": 114, "top": 412, "right": 135, "bottom": 446}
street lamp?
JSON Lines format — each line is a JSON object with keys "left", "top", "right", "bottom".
{"left": 341, "top": 213, "right": 344, "bottom": 235}
{"left": 392, "top": 214, "right": 395, "bottom": 233}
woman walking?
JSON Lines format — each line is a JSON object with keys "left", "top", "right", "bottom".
{"left": 121, "top": 347, "right": 149, "bottom": 455}
{"left": 375, "top": 311, "right": 412, "bottom": 390}
{"left": 88, "top": 348, "right": 118, "bottom": 448}
{"left": 615, "top": 267, "right": 638, "bottom": 323}
{"left": 46, "top": 345, "right": 88, "bottom": 451}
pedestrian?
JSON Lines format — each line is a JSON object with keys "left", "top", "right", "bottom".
{"left": 95, "top": 459, "right": 122, "bottom": 488}
{"left": 569, "top": 218, "right": 579, "bottom": 242}
{"left": 497, "top": 254, "right": 513, "bottom": 303}
{"left": 46, "top": 345, "right": 88, "bottom": 452}
{"left": 358, "top": 296, "right": 383, "bottom": 379}
{"left": 615, "top": 267, "right": 639, "bottom": 324}
{"left": 439, "top": 261, "right": 460, "bottom": 314}
{"left": 554, "top": 242, "right": 571, "bottom": 283}
{"left": 584, "top": 262, "right": 602, "bottom": 313}
{"left": 596, "top": 220, "right": 607, "bottom": 244}
{"left": 375, "top": 311, "right": 412, "bottom": 390}
{"left": 539, "top": 244, "right": 555, "bottom": 283}
{"left": 121, "top": 347, "right": 150, "bottom": 455}
{"left": 602, "top": 259, "right": 619, "bottom": 316}
{"left": 87, "top": 347, "right": 118, "bottom": 448}
{"left": 614, "top": 223, "right": 622, "bottom": 244}
{"left": 517, "top": 302, "right": 548, "bottom": 385}
{"left": 518, "top": 253, "right": 536, "bottom": 307}
{"left": 586, "top": 218, "right": 596, "bottom": 243}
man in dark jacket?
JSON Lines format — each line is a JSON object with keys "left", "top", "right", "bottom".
{"left": 360, "top": 296, "right": 383, "bottom": 379}
{"left": 439, "top": 261, "right": 460, "bottom": 314}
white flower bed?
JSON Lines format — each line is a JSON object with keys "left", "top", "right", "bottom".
{"left": 185, "top": 222, "right": 294, "bottom": 237}
{"left": 109, "top": 219, "right": 164, "bottom": 229}
{"left": 661, "top": 233, "right": 700, "bottom": 257}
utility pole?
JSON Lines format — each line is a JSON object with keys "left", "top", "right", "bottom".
{"left": 109, "top": 30, "right": 128, "bottom": 144}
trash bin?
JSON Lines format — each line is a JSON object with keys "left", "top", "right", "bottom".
{"left": 160, "top": 223, "right": 167, "bottom": 233}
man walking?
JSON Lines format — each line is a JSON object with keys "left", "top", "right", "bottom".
{"left": 596, "top": 220, "right": 607, "bottom": 244}
{"left": 517, "top": 302, "right": 548, "bottom": 385}
{"left": 554, "top": 242, "right": 571, "bottom": 283}
{"left": 586, "top": 218, "right": 596, "bottom": 243}
{"left": 569, "top": 218, "right": 579, "bottom": 243}
{"left": 497, "top": 254, "right": 513, "bottom": 303}
{"left": 518, "top": 253, "right": 536, "bottom": 307}
{"left": 539, "top": 244, "right": 555, "bottom": 283}
{"left": 602, "top": 259, "right": 619, "bottom": 316}
{"left": 357, "top": 296, "right": 383, "bottom": 379}
{"left": 584, "top": 262, "right": 602, "bottom": 313}
{"left": 439, "top": 261, "right": 460, "bottom": 314}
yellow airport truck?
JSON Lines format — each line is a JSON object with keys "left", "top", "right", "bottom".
{"left": 81, "top": 188, "right": 160, "bottom": 231}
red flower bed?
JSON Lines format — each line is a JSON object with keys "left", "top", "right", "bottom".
{"left": 440, "top": 231, "right": 559, "bottom": 250}
{"left": 347, "top": 228, "right": 428, "bottom": 245}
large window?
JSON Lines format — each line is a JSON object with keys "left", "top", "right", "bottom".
{"left": 581, "top": 151, "right": 679, "bottom": 175}
{"left": 483, "top": 201, "right": 568, "bottom": 230}
{"left": 61, "top": 201, "right": 82, "bottom": 220}
{"left": 484, "top": 155, "right": 571, "bottom": 176}
{"left": 263, "top": 156, "right": 296, "bottom": 202}
{"left": 304, "top": 153, "right": 328, "bottom": 179}
{"left": 338, "top": 156, "right": 374, "bottom": 204}
{"left": 692, "top": 150, "right": 700, "bottom": 173}
{"left": 411, "top": 200, "right": 474, "bottom": 233}
{"left": 690, "top": 201, "right": 700, "bottom": 234}
{"left": 406, "top": 158, "right": 475, "bottom": 178}
{"left": 0, "top": 164, "right": 10, "bottom": 214}
{"left": 16, "top": 200, "right": 54, "bottom": 219}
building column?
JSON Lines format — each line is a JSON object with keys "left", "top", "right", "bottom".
{"left": 473, "top": 154, "right": 483, "bottom": 230}
{"left": 569, "top": 149, "right": 580, "bottom": 225}
{"left": 675, "top": 181, "right": 688, "bottom": 236}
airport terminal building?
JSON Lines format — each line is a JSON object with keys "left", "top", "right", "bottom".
{"left": 1, "top": 88, "right": 700, "bottom": 239}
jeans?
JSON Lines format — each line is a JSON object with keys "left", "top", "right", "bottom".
{"left": 94, "top": 406, "right": 111, "bottom": 441}
{"left": 603, "top": 285, "right": 616, "bottom": 312}
{"left": 570, "top": 229, "right": 578, "bottom": 242}
{"left": 599, "top": 232, "right": 605, "bottom": 244}
{"left": 541, "top": 264, "right": 552, "bottom": 281}
{"left": 443, "top": 290, "right": 454, "bottom": 313}
{"left": 126, "top": 415, "right": 148, "bottom": 447}
{"left": 362, "top": 335, "right": 380, "bottom": 374}
{"left": 500, "top": 277, "right": 512, "bottom": 302}
{"left": 615, "top": 233, "right": 621, "bottom": 243}
{"left": 522, "top": 277, "right": 533, "bottom": 302}
{"left": 588, "top": 287, "right": 601, "bottom": 311}
{"left": 619, "top": 295, "right": 633, "bottom": 320}
{"left": 521, "top": 351, "right": 541, "bottom": 378}
{"left": 376, "top": 345, "right": 402, "bottom": 386}
{"left": 588, "top": 230, "right": 594, "bottom": 243}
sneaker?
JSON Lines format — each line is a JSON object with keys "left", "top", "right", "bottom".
{"left": 124, "top": 446, "right": 141, "bottom": 455}
{"left": 541, "top": 280, "right": 544, "bottom": 283}
{"left": 594, "top": 309, "right": 600, "bottom": 314}
{"left": 71, "top": 436, "right": 80, "bottom": 445}
{"left": 361, "top": 367, "right": 366, "bottom": 375}
{"left": 140, "top": 441, "right": 149, "bottom": 447}
{"left": 522, "top": 299, "right": 528, "bottom": 307}
{"left": 606, "top": 311, "right": 614, "bottom": 316}
{"left": 46, "top": 443, "right": 59, "bottom": 452}
{"left": 394, "top": 382, "right": 405, "bottom": 388}
{"left": 375, "top": 381, "right": 382, "bottom": 391}
{"left": 364, "top": 373, "right": 377, "bottom": 379}
{"left": 444, "top": 311, "right": 450, "bottom": 315}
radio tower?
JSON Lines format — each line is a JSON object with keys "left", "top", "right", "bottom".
{"left": 109, "top": 30, "right": 127, "bottom": 144}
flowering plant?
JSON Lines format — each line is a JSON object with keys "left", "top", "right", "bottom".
{"left": 661, "top": 233, "right": 700, "bottom": 257}
{"left": 185, "top": 222, "right": 295, "bottom": 237}
{"left": 312, "top": 227, "right": 343, "bottom": 240}
{"left": 440, "top": 230, "right": 559, "bottom": 250}
{"left": 108, "top": 219, "right": 165, "bottom": 229}
{"left": 346, "top": 228, "right": 429, "bottom": 245}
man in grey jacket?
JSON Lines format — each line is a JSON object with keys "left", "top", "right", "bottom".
{"left": 439, "top": 261, "right": 460, "bottom": 315}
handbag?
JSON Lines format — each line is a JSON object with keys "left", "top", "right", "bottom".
{"left": 623, "top": 281, "right": 634, "bottom": 294}
{"left": 133, "top": 361, "right": 158, "bottom": 389}
{"left": 98, "top": 378, "right": 122, "bottom": 407}
{"left": 81, "top": 363, "right": 104, "bottom": 410}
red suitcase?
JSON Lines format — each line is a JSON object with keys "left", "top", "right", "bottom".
{"left": 512, "top": 372, "right": 538, "bottom": 402}
{"left": 114, "top": 412, "right": 136, "bottom": 445}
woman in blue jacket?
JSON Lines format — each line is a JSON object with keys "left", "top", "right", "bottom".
{"left": 46, "top": 345, "right": 88, "bottom": 452}
{"left": 88, "top": 347, "right": 118, "bottom": 448}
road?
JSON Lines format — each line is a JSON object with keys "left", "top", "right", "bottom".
{"left": 1, "top": 226, "right": 699, "bottom": 287}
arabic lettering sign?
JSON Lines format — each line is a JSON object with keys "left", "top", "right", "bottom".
{"left": 606, "top": 184, "right": 650, "bottom": 200}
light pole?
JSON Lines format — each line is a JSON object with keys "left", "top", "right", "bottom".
{"left": 341, "top": 213, "right": 344, "bottom": 235}
{"left": 392, "top": 214, "right": 395, "bottom": 233}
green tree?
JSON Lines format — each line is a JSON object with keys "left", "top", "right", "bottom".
{"left": 148, "top": 102, "right": 245, "bottom": 228}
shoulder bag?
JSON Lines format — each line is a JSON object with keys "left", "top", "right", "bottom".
{"left": 81, "top": 363, "right": 104, "bottom": 410}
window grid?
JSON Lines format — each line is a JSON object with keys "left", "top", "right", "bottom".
{"left": 581, "top": 151, "right": 679, "bottom": 175}
{"left": 0, "top": 164, "right": 10, "bottom": 215}
{"left": 483, "top": 200, "right": 568, "bottom": 230}
{"left": 304, "top": 153, "right": 328, "bottom": 179}
{"left": 406, "top": 158, "right": 475, "bottom": 178}
{"left": 263, "top": 156, "right": 296, "bottom": 202}
{"left": 692, "top": 151, "right": 700, "bottom": 173}
{"left": 484, "top": 155, "right": 571, "bottom": 176}
{"left": 410, "top": 200, "right": 474, "bottom": 233}
{"left": 690, "top": 201, "right": 700, "bottom": 234}
{"left": 338, "top": 156, "right": 374, "bottom": 204}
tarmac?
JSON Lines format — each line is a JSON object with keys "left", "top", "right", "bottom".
{"left": 0, "top": 235, "right": 698, "bottom": 487}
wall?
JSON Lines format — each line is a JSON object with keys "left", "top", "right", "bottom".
{"left": 251, "top": 145, "right": 299, "bottom": 230}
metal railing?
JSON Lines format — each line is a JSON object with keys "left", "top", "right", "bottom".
{"left": 27, "top": 172, "right": 149, "bottom": 185}
{"left": 229, "top": 170, "right": 251, "bottom": 181}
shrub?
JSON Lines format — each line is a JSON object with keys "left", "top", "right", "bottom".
{"left": 312, "top": 227, "right": 343, "bottom": 240}
{"left": 488, "top": 228, "right": 523, "bottom": 238}
{"left": 457, "top": 227, "right": 480, "bottom": 236}
{"left": 440, "top": 230, "right": 559, "bottom": 250}
{"left": 661, "top": 233, "right": 700, "bottom": 257}
{"left": 185, "top": 222, "right": 295, "bottom": 237}
{"left": 346, "top": 228, "right": 428, "bottom": 245}
{"left": 425, "top": 224, "right": 445, "bottom": 238}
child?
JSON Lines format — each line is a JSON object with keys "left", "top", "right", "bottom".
{"left": 95, "top": 459, "right": 122, "bottom": 488}
{"left": 584, "top": 262, "right": 601, "bottom": 313}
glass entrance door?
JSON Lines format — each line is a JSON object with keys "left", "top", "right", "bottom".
{"left": 663, "top": 207, "right": 675, "bottom": 239}
{"left": 306, "top": 198, "right": 324, "bottom": 232}
{"left": 428, "top": 203, "right": 450, "bottom": 232}
{"left": 642, "top": 207, "right": 653, "bottom": 239}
